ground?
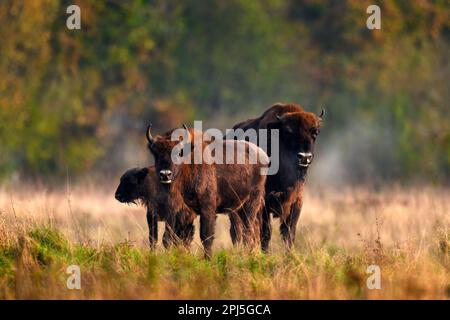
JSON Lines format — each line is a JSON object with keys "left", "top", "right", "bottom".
{"left": 0, "top": 184, "right": 449, "bottom": 299}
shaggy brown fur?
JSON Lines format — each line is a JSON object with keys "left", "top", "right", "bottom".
{"left": 232, "top": 103, "right": 323, "bottom": 251}
{"left": 147, "top": 126, "right": 268, "bottom": 258}
{"left": 115, "top": 166, "right": 196, "bottom": 248}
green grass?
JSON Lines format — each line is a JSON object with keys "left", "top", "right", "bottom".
{"left": 1, "top": 226, "right": 448, "bottom": 299}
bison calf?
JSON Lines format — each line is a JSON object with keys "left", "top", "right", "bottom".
{"left": 115, "top": 166, "right": 196, "bottom": 248}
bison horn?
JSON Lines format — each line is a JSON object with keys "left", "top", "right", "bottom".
{"left": 319, "top": 108, "right": 325, "bottom": 119}
{"left": 276, "top": 114, "right": 282, "bottom": 121}
{"left": 146, "top": 124, "right": 154, "bottom": 144}
{"left": 181, "top": 123, "right": 191, "bottom": 143}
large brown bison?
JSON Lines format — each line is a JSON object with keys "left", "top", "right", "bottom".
{"left": 232, "top": 103, "right": 323, "bottom": 251}
{"left": 115, "top": 166, "right": 196, "bottom": 248}
{"left": 146, "top": 125, "right": 269, "bottom": 258}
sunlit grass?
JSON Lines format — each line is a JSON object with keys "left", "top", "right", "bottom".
{"left": 0, "top": 185, "right": 449, "bottom": 299}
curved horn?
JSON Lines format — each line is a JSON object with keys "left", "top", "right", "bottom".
{"left": 181, "top": 123, "right": 191, "bottom": 142}
{"left": 276, "top": 114, "right": 282, "bottom": 121}
{"left": 146, "top": 124, "right": 154, "bottom": 144}
{"left": 319, "top": 108, "right": 325, "bottom": 119}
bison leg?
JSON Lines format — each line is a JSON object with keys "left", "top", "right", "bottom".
{"left": 174, "top": 209, "right": 196, "bottom": 248}
{"left": 178, "top": 221, "right": 195, "bottom": 248}
{"left": 163, "top": 210, "right": 195, "bottom": 248}
{"left": 240, "top": 185, "right": 265, "bottom": 248}
{"left": 240, "top": 202, "right": 263, "bottom": 248}
{"left": 162, "top": 228, "right": 169, "bottom": 248}
{"left": 239, "top": 212, "right": 255, "bottom": 247}
{"left": 162, "top": 214, "right": 179, "bottom": 248}
{"left": 280, "top": 200, "right": 301, "bottom": 249}
{"left": 199, "top": 210, "right": 216, "bottom": 259}
{"left": 146, "top": 208, "right": 158, "bottom": 249}
{"left": 184, "top": 222, "right": 195, "bottom": 247}
{"left": 228, "top": 211, "right": 243, "bottom": 246}
{"left": 261, "top": 206, "right": 272, "bottom": 252}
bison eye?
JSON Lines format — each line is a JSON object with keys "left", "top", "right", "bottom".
{"left": 311, "top": 128, "right": 320, "bottom": 140}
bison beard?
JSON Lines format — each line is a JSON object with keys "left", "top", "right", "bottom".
{"left": 232, "top": 103, "right": 323, "bottom": 251}
{"left": 146, "top": 126, "right": 268, "bottom": 258}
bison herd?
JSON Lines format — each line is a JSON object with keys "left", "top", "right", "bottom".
{"left": 115, "top": 103, "right": 323, "bottom": 258}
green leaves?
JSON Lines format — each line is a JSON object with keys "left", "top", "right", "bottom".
{"left": 0, "top": 0, "right": 448, "bottom": 182}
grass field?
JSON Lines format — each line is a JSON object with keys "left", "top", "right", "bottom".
{"left": 0, "top": 183, "right": 449, "bottom": 299}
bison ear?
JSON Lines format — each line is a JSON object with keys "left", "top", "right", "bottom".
{"left": 267, "top": 114, "right": 283, "bottom": 130}
{"left": 136, "top": 167, "right": 149, "bottom": 182}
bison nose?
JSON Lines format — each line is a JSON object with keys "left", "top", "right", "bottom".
{"left": 115, "top": 192, "right": 123, "bottom": 202}
{"left": 297, "top": 152, "right": 313, "bottom": 168}
{"left": 159, "top": 170, "right": 173, "bottom": 184}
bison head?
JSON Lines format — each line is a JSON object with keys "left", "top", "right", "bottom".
{"left": 115, "top": 167, "right": 149, "bottom": 203}
{"left": 146, "top": 124, "right": 191, "bottom": 185}
{"left": 270, "top": 109, "right": 323, "bottom": 172}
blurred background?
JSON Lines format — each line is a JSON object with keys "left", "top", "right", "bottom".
{"left": 0, "top": 0, "right": 449, "bottom": 186}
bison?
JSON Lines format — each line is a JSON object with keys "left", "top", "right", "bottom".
{"left": 146, "top": 125, "right": 269, "bottom": 258}
{"left": 115, "top": 166, "right": 196, "bottom": 248}
{"left": 232, "top": 103, "right": 323, "bottom": 251}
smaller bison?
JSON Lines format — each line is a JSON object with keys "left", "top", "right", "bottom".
{"left": 146, "top": 125, "right": 269, "bottom": 258}
{"left": 115, "top": 166, "right": 196, "bottom": 248}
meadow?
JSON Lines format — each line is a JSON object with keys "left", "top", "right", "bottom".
{"left": 0, "top": 183, "right": 449, "bottom": 299}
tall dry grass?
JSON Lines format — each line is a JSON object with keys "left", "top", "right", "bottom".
{"left": 0, "top": 183, "right": 449, "bottom": 299}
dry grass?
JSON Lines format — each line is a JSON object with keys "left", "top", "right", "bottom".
{"left": 0, "top": 183, "right": 449, "bottom": 299}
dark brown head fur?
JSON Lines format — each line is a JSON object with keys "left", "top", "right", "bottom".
{"left": 115, "top": 167, "right": 150, "bottom": 204}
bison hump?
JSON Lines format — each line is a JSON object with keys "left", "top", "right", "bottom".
{"left": 233, "top": 103, "right": 303, "bottom": 130}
